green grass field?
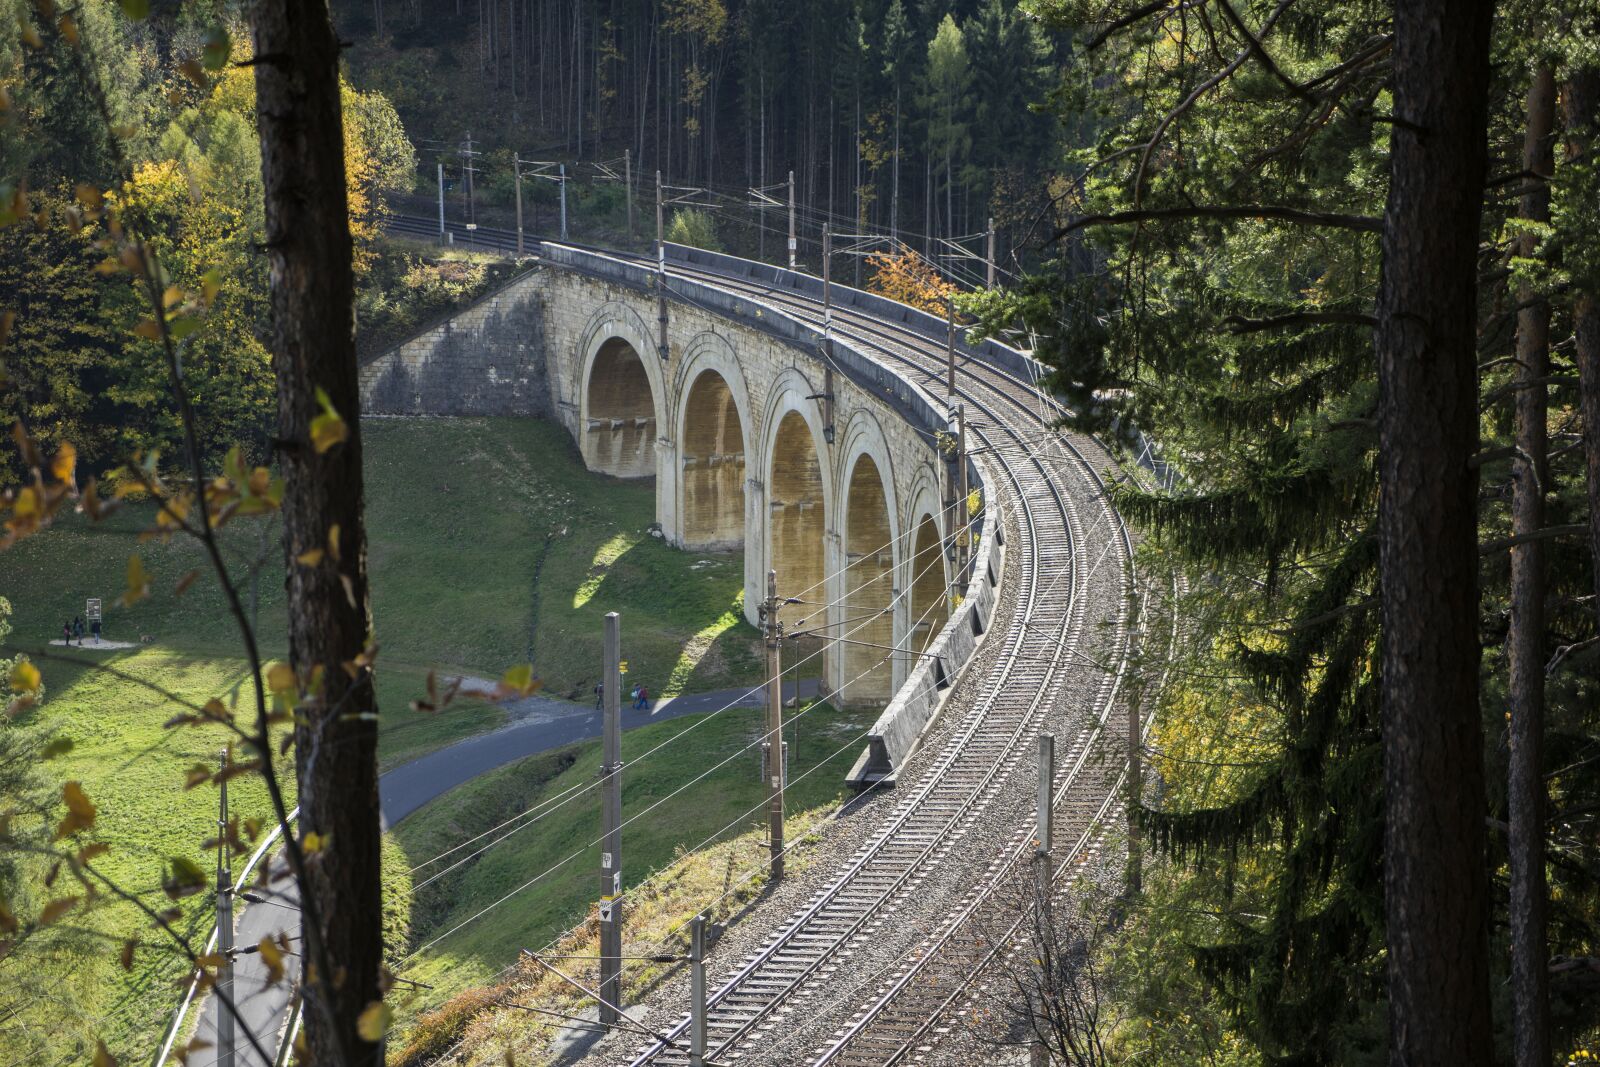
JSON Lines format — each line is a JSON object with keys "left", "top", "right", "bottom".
{"left": 387, "top": 696, "right": 876, "bottom": 1040}
{"left": 0, "top": 416, "right": 764, "bottom": 1063}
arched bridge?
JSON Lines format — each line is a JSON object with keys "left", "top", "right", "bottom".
{"left": 361, "top": 244, "right": 994, "bottom": 730}
{"left": 359, "top": 231, "right": 1147, "bottom": 1064}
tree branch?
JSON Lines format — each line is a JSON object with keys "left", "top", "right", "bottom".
{"left": 1479, "top": 524, "right": 1586, "bottom": 554}
{"left": 1055, "top": 204, "right": 1382, "bottom": 238}
{"left": 1222, "top": 310, "right": 1377, "bottom": 333}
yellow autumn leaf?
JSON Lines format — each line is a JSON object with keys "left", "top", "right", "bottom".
{"left": 259, "top": 936, "right": 285, "bottom": 984}
{"left": 295, "top": 547, "right": 324, "bottom": 567}
{"left": 356, "top": 1000, "right": 391, "bottom": 1043}
{"left": 327, "top": 523, "right": 342, "bottom": 563}
{"left": 49, "top": 441, "right": 76, "bottom": 483}
{"left": 120, "top": 554, "right": 150, "bottom": 606}
{"left": 309, "top": 387, "right": 349, "bottom": 454}
{"left": 302, "top": 831, "right": 329, "bottom": 854}
{"left": 267, "top": 663, "right": 296, "bottom": 695}
{"left": 9, "top": 659, "right": 40, "bottom": 694}
{"left": 55, "top": 780, "right": 97, "bottom": 838}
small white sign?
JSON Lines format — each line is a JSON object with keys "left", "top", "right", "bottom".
{"left": 85, "top": 598, "right": 102, "bottom": 622}
{"left": 602, "top": 852, "right": 612, "bottom": 869}
{"left": 613, "top": 872, "right": 622, "bottom": 895}
{"left": 599, "top": 900, "right": 613, "bottom": 922}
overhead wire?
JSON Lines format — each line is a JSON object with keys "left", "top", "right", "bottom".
{"left": 397, "top": 538, "right": 958, "bottom": 966}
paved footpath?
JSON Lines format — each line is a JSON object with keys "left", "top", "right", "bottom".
{"left": 185, "top": 676, "right": 821, "bottom": 1066}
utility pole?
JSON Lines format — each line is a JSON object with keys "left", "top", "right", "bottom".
{"left": 957, "top": 403, "right": 969, "bottom": 579}
{"left": 1036, "top": 732, "right": 1054, "bottom": 907}
{"left": 787, "top": 170, "right": 797, "bottom": 271}
{"left": 215, "top": 748, "right": 234, "bottom": 1067}
{"left": 1034, "top": 726, "right": 1055, "bottom": 1067}
{"left": 436, "top": 161, "right": 446, "bottom": 243}
{"left": 763, "top": 570, "right": 786, "bottom": 880}
{"left": 822, "top": 227, "right": 832, "bottom": 333}
{"left": 986, "top": 218, "right": 996, "bottom": 289}
{"left": 946, "top": 296, "right": 957, "bottom": 397}
{"left": 624, "top": 148, "right": 634, "bottom": 239}
{"left": 514, "top": 156, "right": 525, "bottom": 258}
{"left": 688, "top": 914, "right": 707, "bottom": 1067}
{"left": 599, "top": 612, "right": 623, "bottom": 1026}
{"left": 655, "top": 170, "right": 669, "bottom": 362}
{"left": 460, "top": 132, "right": 480, "bottom": 226}
{"left": 559, "top": 162, "right": 569, "bottom": 241}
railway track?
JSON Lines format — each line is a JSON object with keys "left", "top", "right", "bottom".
{"left": 385, "top": 215, "right": 1141, "bottom": 1065}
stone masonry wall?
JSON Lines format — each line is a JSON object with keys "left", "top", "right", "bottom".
{"left": 359, "top": 272, "right": 550, "bottom": 417}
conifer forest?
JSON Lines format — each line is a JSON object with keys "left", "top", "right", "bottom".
{"left": 2, "top": 0, "right": 1600, "bottom": 1066}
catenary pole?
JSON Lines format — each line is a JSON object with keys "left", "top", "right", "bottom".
{"left": 624, "top": 149, "right": 634, "bottom": 239}
{"left": 514, "top": 156, "right": 524, "bottom": 257}
{"left": 946, "top": 295, "right": 957, "bottom": 397}
{"left": 655, "top": 171, "right": 668, "bottom": 361}
{"left": 559, "top": 162, "right": 569, "bottom": 241}
{"left": 822, "top": 227, "right": 832, "bottom": 336}
{"left": 1036, "top": 732, "right": 1054, "bottom": 904}
{"left": 688, "top": 914, "right": 707, "bottom": 1067}
{"left": 216, "top": 748, "right": 234, "bottom": 1067}
{"left": 957, "top": 403, "right": 969, "bottom": 580}
{"left": 436, "top": 162, "right": 445, "bottom": 242}
{"left": 788, "top": 170, "right": 797, "bottom": 271}
{"left": 764, "top": 570, "right": 786, "bottom": 880}
{"left": 599, "top": 612, "right": 623, "bottom": 1025}
{"left": 986, "top": 217, "right": 996, "bottom": 288}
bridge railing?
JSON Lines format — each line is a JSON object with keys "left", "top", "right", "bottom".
{"left": 538, "top": 242, "right": 953, "bottom": 449}
{"left": 663, "top": 242, "right": 1176, "bottom": 489}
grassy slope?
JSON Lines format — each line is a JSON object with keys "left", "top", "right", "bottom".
{"left": 388, "top": 698, "right": 875, "bottom": 1037}
{"left": 0, "top": 416, "right": 762, "bottom": 1062}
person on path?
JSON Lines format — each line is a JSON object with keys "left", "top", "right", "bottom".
{"left": 635, "top": 685, "right": 650, "bottom": 711}
{"left": 90, "top": 618, "right": 101, "bottom": 644}
{"left": 594, "top": 682, "right": 604, "bottom": 709}
{"left": 61, "top": 621, "right": 72, "bottom": 645}
{"left": 73, "top": 617, "right": 84, "bottom": 645}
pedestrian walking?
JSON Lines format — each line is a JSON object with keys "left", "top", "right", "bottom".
{"left": 90, "top": 618, "right": 102, "bottom": 644}
{"left": 61, "top": 621, "right": 72, "bottom": 645}
{"left": 72, "top": 616, "right": 84, "bottom": 645}
{"left": 635, "top": 685, "right": 650, "bottom": 711}
{"left": 594, "top": 682, "right": 604, "bottom": 709}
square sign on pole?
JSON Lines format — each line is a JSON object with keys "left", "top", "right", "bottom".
{"left": 85, "top": 598, "right": 102, "bottom": 622}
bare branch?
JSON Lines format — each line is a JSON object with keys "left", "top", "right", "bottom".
{"left": 1055, "top": 204, "right": 1382, "bottom": 238}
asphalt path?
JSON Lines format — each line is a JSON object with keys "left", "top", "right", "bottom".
{"left": 185, "top": 677, "right": 820, "bottom": 1066}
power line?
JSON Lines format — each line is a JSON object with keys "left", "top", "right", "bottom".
{"left": 397, "top": 541, "right": 958, "bottom": 964}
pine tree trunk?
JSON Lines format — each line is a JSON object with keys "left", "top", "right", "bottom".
{"left": 1567, "top": 68, "right": 1600, "bottom": 632}
{"left": 1374, "top": 2, "right": 1495, "bottom": 1062}
{"left": 251, "top": 0, "right": 383, "bottom": 1063}
{"left": 1509, "top": 62, "right": 1555, "bottom": 1067}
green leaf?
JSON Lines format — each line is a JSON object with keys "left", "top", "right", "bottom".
{"left": 201, "top": 26, "right": 231, "bottom": 70}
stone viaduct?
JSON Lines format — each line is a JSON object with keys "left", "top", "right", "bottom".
{"left": 359, "top": 244, "right": 994, "bottom": 715}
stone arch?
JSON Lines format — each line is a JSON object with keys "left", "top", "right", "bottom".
{"left": 836, "top": 413, "right": 902, "bottom": 705}
{"left": 900, "top": 467, "right": 949, "bottom": 664}
{"left": 673, "top": 333, "right": 753, "bottom": 550}
{"left": 761, "top": 371, "right": 834, "bottom": 633}
{"left": 576, "top": 303, "right": 665, "bottom": 480}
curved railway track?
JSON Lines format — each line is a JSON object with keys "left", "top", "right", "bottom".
{"left": 386, "top": 215, "right": 1142, "bottom": 1066}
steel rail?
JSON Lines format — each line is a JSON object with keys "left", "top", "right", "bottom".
{"left": 611, "top": 266, "right": 1132, "bottom": 1064}
{"left": 381, "top": 215, "right": 1141, "bottom": 1065}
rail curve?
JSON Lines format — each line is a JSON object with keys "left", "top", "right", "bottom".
{"left": 386, "top": 214, "right": 1141, "bottom": 1066}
